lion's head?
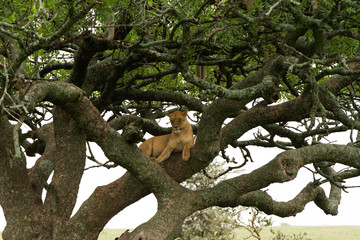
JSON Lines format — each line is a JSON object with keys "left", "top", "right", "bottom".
{"left": 167, "top": 110, "right": 188, "bottom": 133}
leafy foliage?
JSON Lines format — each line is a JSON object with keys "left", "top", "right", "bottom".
{"left": 180, "top": 162, "right": 244, "bottom": 240}
{"left": 180, "top": 162, "right": 272, "bottom": 240}
{"left": 271, "top": 230, "right": 312, "bottom": 240}
{"left": 181, "top": 207, "right": 241, "bottom": 240}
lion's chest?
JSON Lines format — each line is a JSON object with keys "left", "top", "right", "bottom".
{"left": 170, "top": 133, "right": 192, "bottom": 152}
{"left": 173, "top": 140, "right": 185, "bottom": 152}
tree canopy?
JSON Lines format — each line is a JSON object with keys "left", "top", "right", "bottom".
{"left": 1, "top": 0, "right": 360, "bottom": 239}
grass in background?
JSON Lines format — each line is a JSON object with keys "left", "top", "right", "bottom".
{"left": 234, "top": 226, "right": 360, "bottom": 240}
{"left": 98, "top": 229, "right": 127, "bottom": 240}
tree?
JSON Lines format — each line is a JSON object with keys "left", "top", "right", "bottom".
{"left": 1, "top": 0, "right": 360, "bottom": 239}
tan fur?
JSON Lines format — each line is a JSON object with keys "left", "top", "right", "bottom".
{"left": 139, "top": 110, "right": 194, "bottom": 162}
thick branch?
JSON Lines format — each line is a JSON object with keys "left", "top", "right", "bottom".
{"left": 22, "top": 81, "right": 86, "bottom": 113}
{"left": 28, "top": 123, "right": 55, "bottom": 198}
{"left": 220, "top": 93, "right": 311, "bottom": 149}
{"left": 40, "top": 63, "right": 73, "bottom": 78}
{"left": 68, "top": 35, "right": 118, "bottom": 87}
{"left": 109, "top": 115, "right": 172, "bottom": 136}
{"left": 238, "top": 183, "right": 339, "bottom": 217}
{"left": 195, "top": 144, "right": 360, "bottom": 214}
{"left": 116, "top": 87, "right": 205, "bottom": 112}
{"left": 181, "top": 66, "right": 279, "bottom": 101}
{"left": 0, "top": 117, "right": 40, "bottom": 239}
{"left": 47, "top": 108, "right": 86, "bottom": 220}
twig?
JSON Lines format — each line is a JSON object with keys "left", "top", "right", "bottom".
{"left": 202, "top": 155, "right": 248, "bottom": 180}
{"left": 315, "top": 167, "right": 347, "bottom": 192}
{"left": 266, "top": 0, "right": 283, "bottom": 16}
{"left": 85, "top": 160, "right": 118, "bottom": 170}
{"left": 85, "top": 141, "right": 118, "bottom": 170}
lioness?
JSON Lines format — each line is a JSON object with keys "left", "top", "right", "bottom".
{"left": 139, "top": 110, "right": 194, "bottom": 162}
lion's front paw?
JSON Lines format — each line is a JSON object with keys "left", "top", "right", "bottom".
{"left": 182, "top": 152, "right": 190, "bottom": 161}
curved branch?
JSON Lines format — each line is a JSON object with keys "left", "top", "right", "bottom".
{"left": 196, "top": 144, "right": 360, "bottom": 213}
{"left": 116, "top": 87, "right": 205, "bottom": 112}
{"left": 22, "top": 81, "right": 86, "bottom": 113}
{"left": 262, "top": 124, "right": 349, "bottom": 148}
{"left": 181, "top": 65, "right": 279, "bottom": 101}
{"left": 108, "top": 115, "right": 172, "bottom": 136}
{"left": 40, "top": 63, "right": 73, "bottom": 78}
{"left": 68, "top": 35, "right": 121, "bottom": 86}
{"left": 316, "top": 67, "right": 360, "bottom": 81}
{"left": 220, "top": 93, "right": 311, "bottom": 149}
{"left": 238, "top": 183, "right": 338, "bottom": 217}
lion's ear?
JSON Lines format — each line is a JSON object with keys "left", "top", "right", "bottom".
{"left": 183, "top": 109, "right": 188, "bottom": 115}
{"left": 167, "top": 113, "right": 172, "bottom": 117}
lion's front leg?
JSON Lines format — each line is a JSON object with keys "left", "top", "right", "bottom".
{"left": 155, "top": 146, "right": 173, "bottom": 162}
{"left": 182, "top": 141, "right": 193, "bottom": 161}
